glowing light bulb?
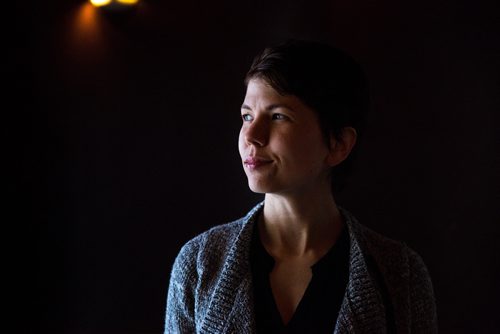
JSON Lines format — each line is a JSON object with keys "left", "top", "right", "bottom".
{"left": 90, "top": 0, "right": 112, "bottom": 7}
{"left": 89, "top": 0, "right": 140, "bottom": 8}
{"left": 117, "top": 0, "right": 139, "bottom": 4}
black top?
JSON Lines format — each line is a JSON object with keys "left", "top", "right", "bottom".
{"left": 250, "top": 222, "right": 350, "bottom": 334}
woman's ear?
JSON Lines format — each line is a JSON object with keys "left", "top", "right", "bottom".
{"left": 326, "top": 127, "right": 357, "bottom": 167}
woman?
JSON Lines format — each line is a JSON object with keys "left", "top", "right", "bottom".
{"left": 165, "top": 40, "right": 437, "bottom": 333}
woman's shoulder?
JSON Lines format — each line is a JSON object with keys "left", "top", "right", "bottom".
{"left": 343, "top": 209, "right": 409, "bottom": 251}
{"left": 362, "top": 222, "right": 426, "bottom": 269}
{"left": 176, "top": 218, "right": 247, "bottom": 259}
{"left": 341, "top": 207, "right": 430, "bottom": 274}
{"left": 168, "top": 218, "right": 248, "bottom": 284}
{"left": 357, "top": 221, "right": 408, "bottom": 257}
{"left": 177, "top": 202, "right": 264, "bottom": 257}
{"left": 350, "top": 217, "right": 437, "bottom": 331}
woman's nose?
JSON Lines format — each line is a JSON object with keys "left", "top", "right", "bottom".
{"left": 245, "top": 118, "right": 268, "bottom": 147}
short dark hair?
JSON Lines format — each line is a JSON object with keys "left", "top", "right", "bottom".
{"left": 244, "top": 39, "right": 370, "bottom": 193}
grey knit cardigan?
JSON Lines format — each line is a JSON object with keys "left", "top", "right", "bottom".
{"left": 165, "top": 202, "right": 437, "bottom": 333}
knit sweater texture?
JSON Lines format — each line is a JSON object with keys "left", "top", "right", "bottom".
{"left": 164, "top": 202, "right": 437, "bottom": 333}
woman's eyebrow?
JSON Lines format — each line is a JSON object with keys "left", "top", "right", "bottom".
{"left": 240, "top": 103, "right": 295, "bottom": 112}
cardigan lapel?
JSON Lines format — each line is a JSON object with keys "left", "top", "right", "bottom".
{"left": 198, "top": 203, "right": 390, "bottom": 333}
{"left": 335, "top": 209, "right": 388, "bottom": 334}
{"left": 199, "top": 203, "right": 263, "bottom": 334}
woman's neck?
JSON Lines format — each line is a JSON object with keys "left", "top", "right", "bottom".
{"left": 260, "top": 189, "right": 344, "bottom": 259}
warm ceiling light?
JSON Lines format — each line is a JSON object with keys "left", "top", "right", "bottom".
{"left": 116, "top": 0, "right": 139, "bottom": 4}
{"left": 90, "top": 0, "right": 112, "bottom": 7}
{"left": 89, "top": 0, "right": 139, "bottom": 7}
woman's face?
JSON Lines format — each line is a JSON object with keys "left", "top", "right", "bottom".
{"left": 238, "top": 78, "right": 332, "bottom": 195}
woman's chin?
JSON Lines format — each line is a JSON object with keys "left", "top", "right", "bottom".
{"left": 247, "top": 180, "right": 275, "bottom": 194}
{"left": 247, "top": 183, "right": 267, "bottom": 194}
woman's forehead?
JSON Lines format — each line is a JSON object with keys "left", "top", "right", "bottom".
{"left": 244, "top": 79, "right": 296, "bottom": 108}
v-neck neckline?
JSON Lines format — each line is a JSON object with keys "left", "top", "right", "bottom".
{"left": 250, "top": 217, "right": 351, "bottom": 332}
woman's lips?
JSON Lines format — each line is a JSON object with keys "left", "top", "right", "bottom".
{"left": 244, "top": 157, "right": 272, "bottom": 170}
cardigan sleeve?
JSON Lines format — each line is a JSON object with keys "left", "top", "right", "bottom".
{"left": 407, "top": 248, "right": 438, "bottom": 333}
{"left": 164, "top": 241, "right": 198, "bottom": 334}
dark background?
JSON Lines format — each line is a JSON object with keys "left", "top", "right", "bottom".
{"left": 8, "top": 0, "right": 499, "bottom": 333}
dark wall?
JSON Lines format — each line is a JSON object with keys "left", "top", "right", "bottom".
{"left": 10, "top": 0, "right": 499, "bottom": 333}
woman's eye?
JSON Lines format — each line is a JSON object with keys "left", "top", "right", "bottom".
{"left": 242, "top": 114, "right": 253, "bottom": 122}
{"left": 272, "top": 113, "right": 286, "bottom": 120}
